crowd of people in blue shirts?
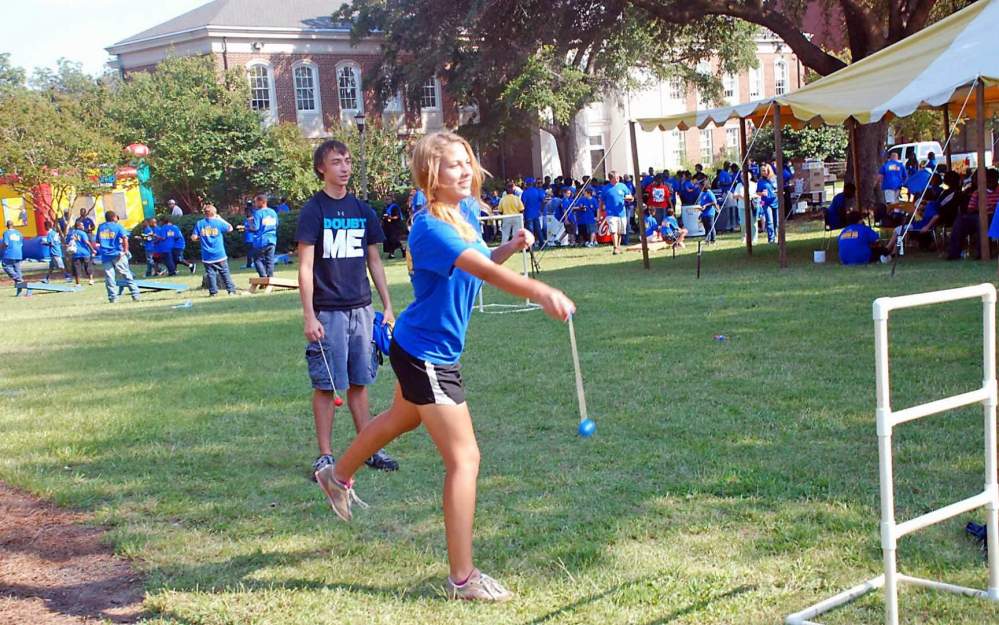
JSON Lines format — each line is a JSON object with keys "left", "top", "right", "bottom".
{"left": 830, "top": 148, "right": 999, "bottom": 265}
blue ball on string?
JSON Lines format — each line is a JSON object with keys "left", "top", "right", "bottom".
{"left": 577, "top": 418, "right": 596, "bottom": 438}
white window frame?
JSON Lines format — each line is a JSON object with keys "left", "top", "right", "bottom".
{"left": 700, "top": 129, "right": 714, "bottom": 163}
{"left": 726, "top": 127, "right": 739, "bottom": 150}
{"left": 291, "top": 61, "right": 320, "bottom": 113}
{"left": 669, "top": 79, "right": 684, "bottom": 102}
{"left": 722, "top": 73, "right": 738, "bottom": 103}
{"left": 246, "top": 60, "right": 277, "bottom": 124}
{"left": 748, "top": 65, "right": 763, "bottom": 99}
{"left": 335, "top": 61, "right": 363, "bottom": 114}
{"left": 420, "top": 77, "right": 441, "bottom": 111}
{"left": 670, "top": 130, "right": 684, "bottom": 167}
{"left": 774, "top": 58, "right": 788, "bottom": 96}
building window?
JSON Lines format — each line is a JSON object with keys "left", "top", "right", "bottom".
{"left": 726, "top": 127, "right": 739, "bottom": 150}
{"left": 294, "top": 65, "right": 317, "bottom": 112}
{"left": 670, "top": 130, "right": 684, "bottom": 166}
{"left": 248, "top": 64, "right": 272, "bottom": 112}
{"left": 749, "top": 66, "right": 763, "bottom": 99}
{"left": 722, "top": 74, "right": 737, "bottom": 100}
{"left": 589, "top": 134, "right": 603, "bottom": 147}
{"left": 337, "top": 64, "right": 361, "bottom": 112}
{"left": 420, "top": 77, "right": 439, "bottom": 110}
{"left": 700, "top": 129, "right": 714, "bottom": 163}
{"left": 669, "top": 80, "right": 684, "bottom": 101}
{"left": 775, "top": 59, "right": 788, "bottom": 96}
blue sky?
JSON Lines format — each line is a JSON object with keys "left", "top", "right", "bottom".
{"left": 4, "top": 0, "right": 207, "bottom": 77}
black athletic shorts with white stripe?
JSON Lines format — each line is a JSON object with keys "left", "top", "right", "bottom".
{"left": 389, "top": 340, "right": 465, "bottom": 406}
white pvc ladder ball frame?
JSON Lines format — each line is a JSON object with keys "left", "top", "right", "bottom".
{"left": 787, "top": 283, "right": 999, "bottom": 625}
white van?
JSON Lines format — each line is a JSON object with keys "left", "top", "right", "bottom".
{"left": 887, "top": 141, "right": 943, "bottom": 164}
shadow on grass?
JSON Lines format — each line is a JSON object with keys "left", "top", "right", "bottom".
{"left": 2, "top": 222, "right": 996, "bottom": 617}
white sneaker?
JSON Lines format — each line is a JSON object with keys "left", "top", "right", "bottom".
{"left": 447, "top": 569, "right": 514, "bottom": 602}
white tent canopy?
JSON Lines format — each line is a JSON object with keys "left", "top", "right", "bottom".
{"left": 638, "top": 0, "right": 999, "bottom": 132}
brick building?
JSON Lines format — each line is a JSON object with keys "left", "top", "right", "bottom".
{"left": 106, "top": 0, "right": 460, "bottom": 138}
{"left": 107, "top": 0, "right": 802, "bottom": 181}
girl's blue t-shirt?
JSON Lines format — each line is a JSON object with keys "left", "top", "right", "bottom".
{"left": 757, "top": 179, "right": 777, "bottom": 207}
{"left": 393, "top": 197, "right": 491, "bottom": 365}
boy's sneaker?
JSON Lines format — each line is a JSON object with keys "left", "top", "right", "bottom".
{"left": 446, "top": 569, "right": 513, "bottom": 602}
{"left": 309, "top": 454, "right": 335, "bottom": 482}
{"left": 190, "top": 263, "right": 197, "bottom": 274}
{"left": 365, "top": 449, "right": 399, "bottom": 472}
{"left": 315, "top": 464, "right": 368, "bottom": 521}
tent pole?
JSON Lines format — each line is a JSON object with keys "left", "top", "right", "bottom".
{"left": 849, "top": 120, "right": 861, "bottom": 188}
{"left": 976, "top": 81, "right": 990, "bottom": 261}
{"left": 628, "top": 120, "right": 650, "bottom": 270}
{"left": 740, "top": 118, "right": 753, "bottom": 256}
{"left": 774, "top": 106, "right": 788, "bottom": 269}
{"left": 942, "top": 106, "right": 953, "bottom": 171}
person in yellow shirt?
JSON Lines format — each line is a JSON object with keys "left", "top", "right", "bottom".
{"left": 497, "top": 181, "right": 524, "bottom": 243}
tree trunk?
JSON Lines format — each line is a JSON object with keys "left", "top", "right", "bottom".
{"left": 549, "top": 123, "right": 578, "bottom": 179}
{"left": 852, "top": 121, "right": 888, "bottom": 208}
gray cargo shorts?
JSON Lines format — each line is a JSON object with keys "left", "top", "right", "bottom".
{"left": 305, "top": 305, "right": 378, "bottom": 391}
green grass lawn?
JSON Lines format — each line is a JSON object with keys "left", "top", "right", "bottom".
{"left": 3, "top": 222, "right": 999, "bottom": 624}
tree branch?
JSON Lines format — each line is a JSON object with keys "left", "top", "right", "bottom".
{"left": 627, "top": 0, "right": 847, "bottom": 75}
{"left": 904, "top": 0, "right": 936, "bottom": 36}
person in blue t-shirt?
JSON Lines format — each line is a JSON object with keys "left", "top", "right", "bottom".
{"left": 160, "top": 216, "right": 195, "bottom": 275}
{"left": 643, "top": 209, "right": 659, "bottom": 239}
{"left": 878, "top": 150, "right": 907, "bottom": 204}
{"left": 140, "top": 217, "right": 162, "bottom": 277}
{"left": 276, "top": 197, "right": 291, "bottom": 213}
{"left": 95, "top": 211, "right": 140, "bottom": 303}
{"left": 297, "top": 139, "right": 399, "bottom": 480}
{"left": 659, "top": 207, "right": 687, "bottom": 247}
{"left": 409, "top": 187, "right": 428, "bottom": 223}
{"left": 1, "top": 221, "right": 28, "bottom": 296}
{"left": 41, "top": 220, "right": 71, "bottom": 283}
{"left": 574, "top": 187, "right": 598, "bottom": 247}
{"left": 520, "top": 178, "right": 546, "bottom": 249}
{"left": 249, "top": 193, "right": 279, "bottom": 278}
{"left": 826, "top": 183, "right": 855, "bottom": 230}
{"left": 313, "top": 131, "right": 574, "bottom": 603}
{"left": 838, "top": 212, "right": 886, "bottom": 265}
{"left": 698, "top": 180, "right": 719, "bottom": 243}
{"left": 599, "top": 171, "right": 633, "bottom": 255}
{"left": 926, "top": 152, "right": 938, "bottom": 172}
{"left": 77, "top": 206, "right": 96, "bottom": 242}
{"left": 68, "top": 219, "right": 96, "bottom": 286}
{"left": 558, "top": 186, "right": 578, "bottom": 246}
{"left": 756, "top": 164, "right": 779, "bottom": 243}
{"left": 191, "top": 204, "right": 238, "bottom": 295}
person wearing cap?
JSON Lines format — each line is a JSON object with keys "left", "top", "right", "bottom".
{"left": 168, "top": 199, "right": 183, "bottom": 217}
{"left": 520, "top": 177, "right": 545, "bottom": 249}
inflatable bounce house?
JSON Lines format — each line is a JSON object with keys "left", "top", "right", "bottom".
{"left": 0, "top": 143, "right": 155, "bottom": 260}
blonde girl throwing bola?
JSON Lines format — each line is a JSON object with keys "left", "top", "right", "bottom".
{"left": 315, "top": 131, "right": 576, "bottom": 601}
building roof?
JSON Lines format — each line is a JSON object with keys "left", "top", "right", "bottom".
{"left": 112, "top": 0, "right": 351, "bottom": 46}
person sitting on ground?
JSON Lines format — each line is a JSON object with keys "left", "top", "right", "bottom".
{"left": 838, "top": 211, "right": 887, "bottom": 265}
{"left": 950, "top": 167, "right": 999, "bottom": 260}
{"left": 826, "top": 183, "right": 855, "bottom": 230}
{"left": 643, "top": 209, "right": 660, "bottom": 241}
{"left": 660, "top": 207, "right": 687, "bottom": 248}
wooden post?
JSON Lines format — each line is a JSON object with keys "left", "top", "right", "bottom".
{"left": 849, "top": 120, "right": 862, "bottom": 187}
{"left": 774, "top": 106, "right": 788, "bottom": 269}
{"left": 628, "top": 120, "right": 650, "bottom": 270}
{"left": 943, "top": 106, "right": 953, "bottom": 171}
{"left": 976, "top": 80, "right": 990, "bottom": 261}
{"left": 740, "top": 118, "right": 753, "bottom": 256}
